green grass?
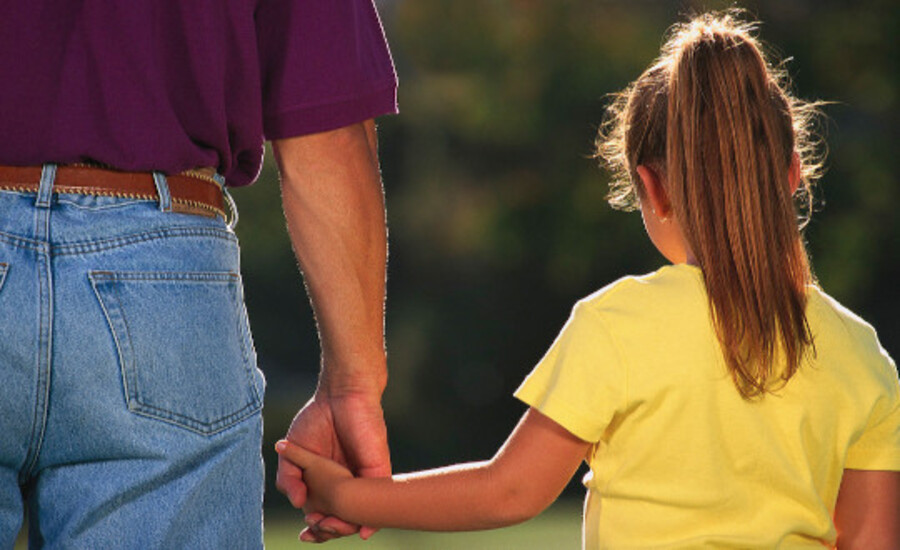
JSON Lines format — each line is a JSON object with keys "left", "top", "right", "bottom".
{"left": 14, "top": 500, "right": 582, "bottom": 549}
{"left": 264, "top": 500, "right": 582, "bottom": 550}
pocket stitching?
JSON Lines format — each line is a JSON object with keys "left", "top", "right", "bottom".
{"left": 90, "top": 273, "right": 138, "bottom": 409}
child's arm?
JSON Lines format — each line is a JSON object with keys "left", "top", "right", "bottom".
{"left": 833, "top": 469, "right": 900, "bottom": 549}
{"left": 276, "top": 407, "right": 590, "bottom": 531}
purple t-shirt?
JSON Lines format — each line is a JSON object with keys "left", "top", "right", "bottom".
{"left": 0, "top": 1, "right": 397, "bottom": 187}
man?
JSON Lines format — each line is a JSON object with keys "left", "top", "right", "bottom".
{"left": 0, "top": 1, "right": 394, "bottom": 547}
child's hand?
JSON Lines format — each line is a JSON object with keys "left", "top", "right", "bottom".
{"left": 275, "top": 439, "right": 354, "bottom": 519}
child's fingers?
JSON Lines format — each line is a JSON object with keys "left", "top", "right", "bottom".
{"left": 276, "top": 439, "right": 354, "bottom": 483}
{"left": 276, "top": 439, "right": 326, "bottom": 470}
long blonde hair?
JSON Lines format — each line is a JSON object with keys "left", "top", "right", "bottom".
{"left": 597, "top": 11, "right": 825, "bottom": 399}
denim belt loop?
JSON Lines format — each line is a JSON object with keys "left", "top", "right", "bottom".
{"left": 35, "top": 163, "right": 57, "bottom": 208}
{"left": 152, "top": 171, "right": 173, "bottom": 213}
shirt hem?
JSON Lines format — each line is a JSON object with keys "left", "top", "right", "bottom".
{"left": 514, "top": 386, "right": 599, "bottom": 443}
{"left": 263, "top": 81, "right": 398, "bottom": 140}
{"left": 844, "top": 452, "right": 900, "bottom": 471}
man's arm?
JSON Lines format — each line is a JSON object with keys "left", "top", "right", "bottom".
{"left": 834, "top": 469, "right": 900, "bottom": 549}
{"left": 277, "top": 408, "right": 590, "bottom": 531}
{"left": 272, "top": 119, "right": 390, "bottom": 541}
{"left": 274, "top": 119, "right": 387, "bottom": 392}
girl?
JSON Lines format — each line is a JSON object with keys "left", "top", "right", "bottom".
{"left": 277, "top": 12, "right": 900, "bottom": 548}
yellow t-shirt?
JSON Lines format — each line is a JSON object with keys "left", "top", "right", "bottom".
{"left": 515, "top": 264, "right": 900, "bottom": 549}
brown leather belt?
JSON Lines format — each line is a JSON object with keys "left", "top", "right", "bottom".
{"left": 0, "top": 164, "right": 226, "bottom": 219}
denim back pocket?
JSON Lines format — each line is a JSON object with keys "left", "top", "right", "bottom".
{"left": 90, "top": 270, "right": 262, "bottom": 435}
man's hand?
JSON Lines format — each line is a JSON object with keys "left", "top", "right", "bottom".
{"left": 276, "top": 388, "right": 390, "bottom": 542}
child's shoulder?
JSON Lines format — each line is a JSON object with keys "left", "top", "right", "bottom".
{"left": 805, "top": 285, "right": 897, "bottom": 397}
{"left": 577, "top": 264, "right": 705, "bottom": 315}
{"left": 806, "top": 285, "right": 889, "bottom": 354}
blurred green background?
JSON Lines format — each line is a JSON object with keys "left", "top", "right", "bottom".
{"left": 230, "top": 0, "right": 898, "bottom": 546}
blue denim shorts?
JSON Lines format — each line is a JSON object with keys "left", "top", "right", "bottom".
{"left": 0, "top": 166, "right": 265, "bottom": 548}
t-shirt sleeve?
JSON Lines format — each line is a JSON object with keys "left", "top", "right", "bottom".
{"left": 845, "top": 349, "right": 900, "bottom": 471}
{"left": 255, "top": 0, "right": 398, "bottom": 139}
{"left": 514, "top": 302, "right": 626, "bottom": 443}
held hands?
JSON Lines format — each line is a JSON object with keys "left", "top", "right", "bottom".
{"left": 275, "top": 388, "right": 390, "bottom": 542}
{"left": 275, "top": 440, "right": 354, "bottom": 519}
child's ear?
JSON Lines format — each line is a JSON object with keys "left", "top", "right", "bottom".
{"left": 789, "top": 151, "right": 801, "bottom": 195}
{"left": 636, "top": 165, "right": 671, "bottom": 219}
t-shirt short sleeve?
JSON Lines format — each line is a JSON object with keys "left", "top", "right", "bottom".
{"left": 845, "top": 351, "right": 900, "bottom": 471}
{"left": 515, "top": 302, "right": 626, "bottom": 443}
{"left": 255, "top": 0, "right": 398, "bottom": 139}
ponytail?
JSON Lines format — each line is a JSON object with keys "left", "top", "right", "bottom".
{"left": 598, "top": 11, "right": 824, "bottom": 398}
